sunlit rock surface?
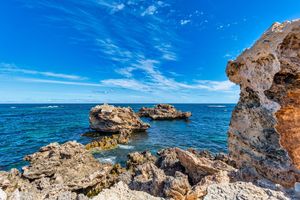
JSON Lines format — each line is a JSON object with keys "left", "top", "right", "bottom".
{"left": 226, "top": 19, "right": 300, "bottom": 187}
{"left": 138, "top": 104, "right": 191, "bottom": 120}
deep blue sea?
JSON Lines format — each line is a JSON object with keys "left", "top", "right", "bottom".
{"left": 0, "top": 104, "right": 235, "bottom": 170}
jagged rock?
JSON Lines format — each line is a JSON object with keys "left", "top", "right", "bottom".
{"left": 93, "top": 182, "right": 164, "bottom": 200}
{"left": 138, "top": 104, "right": 191, "bottom": 120}
{"left": 130, "top": 163, "right": 167, "bottom": 197}
{"left": 22, "top": 141, "right": 111, "bottom": 191}
{"left": 204, "top": 181, "right": 290, "bottom": 200}
{"left": 89, "top": 104, "right": 150, "bottom": 133}
{"left": 226, "top": 19, "right": 300, "bottom": 187}
{"left": 175, "top": 148, "right": 236, "bottom": 184}
{"left": 156, "top": 148, "right": 184, "bottom": 176}
{"left": 163, "top": 171, "right": 192, "bottom": 200}
{"left": 127, "top": 151, "right": 157, "bottom": 171}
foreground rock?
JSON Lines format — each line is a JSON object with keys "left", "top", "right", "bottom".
{"left": 138, "top": 104, "right": 191, "bottom": 120}
{"left": 93, "top": 181, "right": 163, "bottom": 200}
{"left": 0, "top": 141, "right": 124, "bottom": 199}
{"left": 226, "top": 19, "right": 300, "bottom": 187}
{"left": 89, "top": 104, "right": 150, "bottom": 133}
{"left": 204, "top": 182, "right": 289, "bottom": 200}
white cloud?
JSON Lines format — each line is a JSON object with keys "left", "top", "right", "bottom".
{"left": 180, "top": 19, "right": 191, "bottom": 25}
{"left": 141, "top": 5, "right": 157, "bottom": 16}
{"left": 0, "top": 63, "right": 86, "bottom": 80}
{"left": 16, "top": 78, "right": 102, "bottom": 87}
{"left": 101, "top": 79, "right": 150, "bottom": 91}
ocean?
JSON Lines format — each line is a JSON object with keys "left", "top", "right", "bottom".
{"left": 0, "top": 104, "right": 235, "bottom": 170}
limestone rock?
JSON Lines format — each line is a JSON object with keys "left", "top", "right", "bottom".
{"left": 156, "top": 148, "right": 185, "bottom": 176}
{"left": 163, "top": 171, "right": 191, "bottom": 200}
{"left": 127, "top": 151, "right": 157, "bottom": 171}
{"left": 93, "top": 181, "right": 164, "bottom": 200}
{"left": 130, "top": 163, "right": 167, "bottom": 197}
{"left": 89, "top": 104, "right": 150, "bottom": 132}
{"left": 175, "top": 148, "right": 236, "bottom": 184}
{"left": 204, "top": 181, "right": 289, "bottom": 200}
{"left": 22, "top": 141, "right": 111, "bottom": 191}
{"left": 226, "top": 19, "right": 300, "bottom": 187}
{"left": 138, "top": 104, "right": 191, "bottom": 120}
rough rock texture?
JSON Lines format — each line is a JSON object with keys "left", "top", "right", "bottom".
{"left": 138, "top": 104, "right": 191, "bottom": 120}
{"left": 92, "top": 181, "right": 164, "bottom": 200}
{"left": 89, "top": 104, "right": 150, "bottom": 132}
{"left": 0, "top": 188, "right": 6, "bottom": 200}
{"left": 204, "top": 181, "right": 289, "bottom": 200}
{"left": 0, "top": 141, "right": 125, "bottom": 199}
{"left": 226, "top": 19, "right": 300, "bottom": 187}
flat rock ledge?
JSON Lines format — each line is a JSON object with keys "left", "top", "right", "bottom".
{"left": 138, "top": 104, "right": 192, "bottom": 120}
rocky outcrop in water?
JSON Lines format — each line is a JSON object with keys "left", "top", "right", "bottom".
{"left": 89, "top": 104, "right": 150, "bottom": 133}
{"left": 226, "top": 19, "right": 300, "bottom": 187}
{"left": 138, "top": 104, "right": 191, "bottom": 120}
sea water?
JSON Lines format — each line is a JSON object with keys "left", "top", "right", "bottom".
{"left": 0, "top": 104, "right": 235, "bottom": 170}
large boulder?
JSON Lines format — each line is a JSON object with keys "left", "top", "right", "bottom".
{"left": 89, "top": 104, "right": 150, "bottom": 133}
{"left": 138, "top": 104, "right": 191, "bottom": 120}
{"left": 226, "top": 19, "right": 300, "bottom": 187}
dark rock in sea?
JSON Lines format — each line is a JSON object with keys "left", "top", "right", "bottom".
{"left": 226, "top": 19, "right": 300, "bottom": 187}
{"left": 138, "top": 104, "right": 191, "bottom": 120}
{"left": 89, "top": 104, "right": 150, "bottom": 133}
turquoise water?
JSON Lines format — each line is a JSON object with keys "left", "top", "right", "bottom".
{"left": 0, "top": 104, "right": 235, "bottom": 170}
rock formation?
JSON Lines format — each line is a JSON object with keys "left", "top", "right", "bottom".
{"left": 204, "top": 182, "right": 289, "bottom": 200}
{"left": 0, "top": 141, "right": 126, "bottom": 199}
{"left": 89, "top": 104, "right": 150, "bottom": 133}
{"left": 138, "top": 104, "right": 191, "bottom": 120}
{"left": 92, "top": 181, "right": 163, "bottom": 200}
{"left": 226, "top": 19, "right": 300, "bottom": 187}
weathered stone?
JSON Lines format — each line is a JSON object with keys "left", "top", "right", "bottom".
{"left": 163, "top": 171, "right": 191, "bottom": 200}
{"left": 93, "top": 181, "right": 164, "bottom": 200}
{"left": 138, "top": 104, "right": 191, "bottom": 120}
{"left": 127, "top": 151, "right": 157, "bottom": 171}
{"left": 89, "top": 104, "right": 150, "bottom": 133}
{"left": 226, "top": 19, "right": 300, "bottom": 187}
{"left": 175, "top": 148, "right": 236, "bottom": 184}
{"left": 204, "top": 181, "right": 290, "bottom": 200}
{"left": 156, "top": 148, "right": 184, "bottom": 176}
{"left": 130, "top": 163, "right": 167, "bottom": 197}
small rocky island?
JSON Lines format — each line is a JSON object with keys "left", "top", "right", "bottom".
{"left": 86, "top": 104, "right": 150, "bottom": 151}
{"left": 1, "top": 19, "right": 300, "bottom": 199}
{"left": 138, "top": 104, "right": 192, "bottom": 120}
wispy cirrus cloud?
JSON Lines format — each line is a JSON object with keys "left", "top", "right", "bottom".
{"left": 0, "top": 63, "right": 86, "bottom": 80}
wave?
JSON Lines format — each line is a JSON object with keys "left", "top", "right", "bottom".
{"left": 38, "top": 106, "right": 59, "bottom": 109}
{"left": 97, "top": 156, "right": 117, "bottom": 164}
{"left": 118, "top": 144, "right": 135, "bottom": 150}
{"left": 10, "top": 107, "right": 16, "bottom": 109}
{"left": 207, "top": 105, "right": 226, "bottom": 108}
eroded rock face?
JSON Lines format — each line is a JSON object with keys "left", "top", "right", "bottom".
{"left": 226, "top": 20, "right": 300, "bottom": 187}
{"left": 138, "top": 104, "right": 191, "bottom": 120}
{"left": 0, "top": 141, "right": 125, "bottom": 199}
{"left": 89, "top": 104, "right": 150, "bottom": 133}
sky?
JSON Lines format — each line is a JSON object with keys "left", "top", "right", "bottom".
{"left": 0, "top": 0, "right": 300, "bottom": 103}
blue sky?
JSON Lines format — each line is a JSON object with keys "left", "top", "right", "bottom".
{"left": 1, "top": 0, "right": 300, "bottom": 103}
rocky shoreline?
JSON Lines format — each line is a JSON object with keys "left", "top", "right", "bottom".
{"left": 1, "top": 19, "right": 300, "bottom": 199}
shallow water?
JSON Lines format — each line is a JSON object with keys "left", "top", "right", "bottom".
{"left": 0, "top": 104, "right": 235, "bottom": 170}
